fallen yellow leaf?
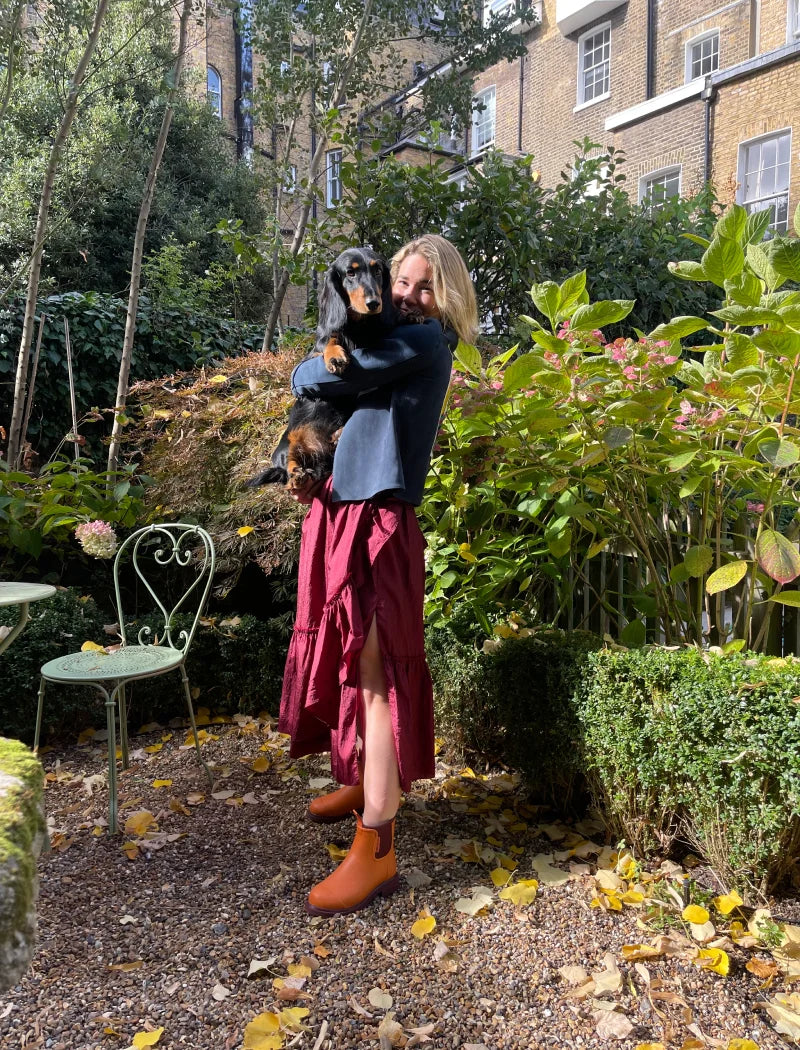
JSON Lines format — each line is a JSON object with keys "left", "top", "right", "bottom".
{"left": 325, "top": 843, "right": 348, "bottom": 862}
{"left": 713, "top": 890, "right": 744, "bottom": 915}
{"left": 242, "top": 1012, "right": 283, "bottom": 1049}
{"left": 252, "top": 757, "right": 270, "bottom": 773}
{"left": 634, "top": 1044, "right": 666, "bottom": 1050}
{"left": 411, "top": 915, "right": 437, "bottom": 939}
{"left": 151, "top": 780, "right": 172, "bottom": 789}
{"left": 131, "top": 1029, "right": 164, "bottom": 1048}
{"left": 498, "top": 878, "right": 538, "bottom": 907}
{"left": 144, "top": 743, "right": 163, "bottom": 754}
{"left": 726, "top": 1040, "right": 761, "bottom": 1049}
{"left": 278, "top": 1007, "right": 310, "bottom": 1031}
{"left": 124, "top": 810, "right": 156, "bottom": 837}
{"left": 287, "top": 962, "right": 312, "bottom": 978}
{"left": 490, "top": 867, "right": 512, "bottom": 888}
{"left": 209, "top": 373, "right": 228, "bottom": 384}
{"left": 238, "top": 526, "right": 255, "bottom": 536}
{"left": 81, "top": 640, "right": 107, "bottom": 653}
{"left": 683, "top": 904, "right": 710, "bottom": 924}
{"left": 694, "top": 947, "right": 730, "bottom": 976}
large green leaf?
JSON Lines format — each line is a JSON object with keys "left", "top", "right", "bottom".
{"left": 706, "top": 560, "right": 749, "bottom": 595}
{"left": 569, "top": 299, "right": 635, "bottom": 331}
{"left": 769, "top": 591, "right": 800, "bottom": 608}
{"left": 753, "top": 329, "right": 800, "bottom": 357}
{"left": 747, "top": 243, "right": 784, "bottom": 291}
{"left": 772, "top": 240, "right": 800, "bottom": 283}
{"left": 529, "top": 330, "right": 571, "bottom": 354}
{"left": 716, "top": 203, "right": 747, "bottom": 243}
{"left": 758, "top": 438, "right": 800, "bottom": 468}
{"left": 620, "top": 618, "right": 646, "bottom": 648}
{"left": 530, "top": 281, "right": 561, "bottom": 324}
{"left": 756, "top": 529, "right": 800, "bottom": 584}
{"left": 684, "top": 545, "right": 713, "bottom": 578}
{"left": 724, "top": 333, "right": 759, "bottom": 370}
{"left": 745, "top": 208, "right": 773, "bottom": 245}
{"left": 648, "top": 316, "right": 707, "bottom": 340}
{"left": 668, "top": 260, "right": 707, "bottom": 282}
{"left": 666, "top": 449, "right": 699, "bottom": 471}
{"left": 454, "top": 340, "right": 482, "bottom": 377}
{"left": 503, "top": 352, "right": 541, "bottom": 392}
{"left": 603, "top": 426, "right": 633, "bottom": 449}
{"left": 557, "top": 271, "right": 587, "bottom": 318}
{"left": 724, "top": 271, "right": 764, "bottom": 307}
{"left": 702, "top": 236, "right": 744, "bottom": 287}
{"left": 711, "top": 304, "right": 782, "bottom": 326}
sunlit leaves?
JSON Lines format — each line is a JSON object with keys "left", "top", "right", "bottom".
{"left": 498, "top": 877, "right": 538, "bottom": 906}
{"left": 131, "top": 1030, "right": 164, "bottom": 1048}
{"left": 706, "top": 560, "right": 748, "bottom": 595}
{"left": 756, "top": 529, "right": 800, "bottom": 584}
{"left": 410, "top": 911, "right": 437, "bottom": 939}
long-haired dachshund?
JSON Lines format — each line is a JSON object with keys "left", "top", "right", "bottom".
{"left": 247, "top": 247, "right": 397, "bottom": 492}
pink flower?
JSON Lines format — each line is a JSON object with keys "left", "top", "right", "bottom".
{"left": 679, "top": 399, "right": 695, "bottom": 416}
{"left": 662, "top": 355, "right": 679, "bottom": 365}
{"left": 611, "top": 347, "right": 627, "bottom": 362}
{"left": 701, "top": 408, "right": 726, "bottom": 425}
{"left": 623, "top": 366, "right": 639, "bottom": 380}
{"left": 747, "top": 501, "right": 765, "bottom": 514}
{"left": 490, "top": 380, "right": 503, "bottom": 390}
{"left": 75, "top": 520, "right": 118, "bottom": 559}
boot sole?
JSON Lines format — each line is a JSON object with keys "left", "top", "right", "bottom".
{"left": 305, "top": 874, "right": 399, "bottom": 917}
{"left": 305, "top": 807, "right": 358, "bottom": 825}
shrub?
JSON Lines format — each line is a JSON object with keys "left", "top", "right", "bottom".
{"left": 0, "top": 292, "right": 264, "bottom": 460}
{"left": 577, "top": 646, "right": 800, "bottom": 894}
{"left": 426, "top": 611, "right": 602, "bottom": 809}
{"left": 0, "top": 589, "right": 289, "bottom": 745}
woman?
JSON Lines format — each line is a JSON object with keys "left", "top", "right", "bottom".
{"left": 279, "top": 234, "right": 479, "bottom": 916}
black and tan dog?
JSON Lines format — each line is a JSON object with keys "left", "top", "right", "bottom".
{"left": 247, "top": 247, "right": 397, "bottom": 492}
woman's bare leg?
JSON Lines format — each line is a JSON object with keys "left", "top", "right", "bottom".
{"left": 360, "top": 617, "right": 401, "bottom": 825}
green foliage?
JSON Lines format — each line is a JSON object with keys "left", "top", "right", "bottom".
{"left": 0, "top": 589, "right": 289, "bottom": 744}
{"left": 421, "top": 203, "right": 800, "bottom": 651}
{"left": 0, "top": 291, "right": 263, "bottom": 458}
{"left": 0, "top": 588, "right": 108, "bottom": 742}
{"left": 0, "top": 1, "right": 269, "bottom": 315}
{"left": 577, "top": 645, "right": 800, "bottom": 892}
{"left": 426, "top": 610, "right": 602, "bottom": 809}
{"left": 329, "top": 143, "right": 722, "bottom": 338}
{"left": 0, "top": 457, "right": 145, "bottom": 578}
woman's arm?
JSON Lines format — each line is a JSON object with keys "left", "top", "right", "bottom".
{"left": 291, "top": 319, "right": 450, "bottom": 399}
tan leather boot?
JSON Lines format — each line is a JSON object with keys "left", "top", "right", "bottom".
{"left": 307, "top": 782, "right": 365, "bottom": 824}
{"left": 306, "top": 814, "right": 398, "bottom": 916}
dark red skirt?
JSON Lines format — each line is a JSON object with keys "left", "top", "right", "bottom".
{"left": 278, "top": 479, "right": 435, "bottom": 791}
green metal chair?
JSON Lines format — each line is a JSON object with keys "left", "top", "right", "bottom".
{"left": 35, "top": 523, "right": 216, "bottom": 833}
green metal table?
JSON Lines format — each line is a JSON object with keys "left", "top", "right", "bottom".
{"left": 0, "top": 582, "right": 57, "bottom": 655}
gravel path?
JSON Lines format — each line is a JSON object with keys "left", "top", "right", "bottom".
{"left": 0, "top": 713, "right": 791, "bottom": 1050}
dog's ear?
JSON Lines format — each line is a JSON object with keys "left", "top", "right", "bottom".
{"left": 379, "top": 256, "right": 395, "bottom": 326}
{"left": 317, "top": 263, "right": 349, "bottom": 343}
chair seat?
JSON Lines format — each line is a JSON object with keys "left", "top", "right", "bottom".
{"left": 41, "top": 644, "right": 184, "bottom": 684}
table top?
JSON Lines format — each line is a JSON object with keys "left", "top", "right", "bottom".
{"left": 0, "top": 582, "right": 57, "bottom": 607}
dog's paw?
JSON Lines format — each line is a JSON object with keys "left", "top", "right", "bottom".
{"left": 325, "top": 353, "right": 349, "bottom": 375}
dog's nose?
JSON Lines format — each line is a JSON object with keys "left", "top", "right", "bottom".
{"left": 365, "top": 298, "right": 380, "bottom": 312}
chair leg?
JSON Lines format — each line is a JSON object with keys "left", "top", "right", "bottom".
{"left": 104, "top": 685, "right": 119, "bottom": 835}
{"left": 180, "top": 666, "right": 214, "bottom": 788}
{"left": 34, "top": 678, "right": 46, "bottom": 754}
{"left": 118, "top": 680, "right": 130, "bottom": 770}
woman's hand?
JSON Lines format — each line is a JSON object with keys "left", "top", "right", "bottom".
{"left": 289, "top": 477, "right": 324, "bottom": 504}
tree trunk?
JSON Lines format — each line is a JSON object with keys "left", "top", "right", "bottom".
{"left": 260, "top": 0, "right": 375, "bottom": 353}
{"left": 0, "top": 1, "right": 25, "bottom": 125}
{"left": 5, "top": 0, "right": 111, "bottom": 469}
{"left": 106, "top": 0, "right": 193, "bottom": 480}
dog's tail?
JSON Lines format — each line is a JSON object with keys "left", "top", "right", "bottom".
{"left": 244, "top": 466, "right": 289, "bottom": 488}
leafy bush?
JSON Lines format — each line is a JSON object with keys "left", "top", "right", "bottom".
{"left": 421, "top": 203, "right": 800, "bottom": 651}
{"left": 577, "top": 646, "right": 800, "bottom": 894}
{"left": 0, "top": 589, "right": 108, "bottom": 742}
{"left": 0, "top": 292, "right": 264, "bottom": 459}
{"left": 0, "top": 589, "right": 289, "bottom": 745}
{"left": 0, "top": 458, "right": 146, "bottom": 579}
{"left": 426, "top": 610, "right": 602, "bottom": 809}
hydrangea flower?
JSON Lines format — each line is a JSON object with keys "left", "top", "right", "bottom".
{"left": 75, "top": 520, "right": 118, "bottom": 559}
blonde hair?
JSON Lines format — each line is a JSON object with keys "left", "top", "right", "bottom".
{"left": 391, "top": 234, "right": 479, "bottom": 345}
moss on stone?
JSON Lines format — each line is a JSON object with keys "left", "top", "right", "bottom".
{"left": 0, "top": 737, "right": 45, "bottom": 977}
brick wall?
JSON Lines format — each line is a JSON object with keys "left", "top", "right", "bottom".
{"left": 612, "top": 99, "right": 708, "bottom": 202}
{"left": 711, "top": 58, "right": 800, "bottom": 216}
{"left": 653, "top": 0, "right": 752, "bottom": 96}
{"left": 760, "top": 0, "right": 797, "bottom": 53}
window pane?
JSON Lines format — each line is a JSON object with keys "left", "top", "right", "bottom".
{"left": 580, "top": 27, "right": 610, "bottom": 103}
{"left": 739, "top": 133, "right": 791, "bottom": 233}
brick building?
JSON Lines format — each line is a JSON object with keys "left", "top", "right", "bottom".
{"left": 188, "top": 1, "right": 800, "bottom": 324}
{"left": 469, "top": 0, "right": 800, "bottom": 226}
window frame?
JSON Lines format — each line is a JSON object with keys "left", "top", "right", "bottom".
{"left": 325, "top": 148, "right": 342, "bottom": 209}
{"left": 576, "top": 22, "right": 611, "bottom": 110}
{"left": 790, "top": 0, "right": 800, "bottom": 40}
{"left": 638, "top": 165, "right": 682, "bottom": 210}
{"left": 736, "top": 129, "right": 792, "bottom": 234}
{"left": 470, "top": 85, "right": 496, "bottom": 156}
{"left": 684, "top": 28, "right": 720, "bottom": 83}
{"left": 206, "top": 65, "right": 222, "bottom": 118}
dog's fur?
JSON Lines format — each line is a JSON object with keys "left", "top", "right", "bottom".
{"left": 247, "top": 247, "right": 397, "bottom": 492}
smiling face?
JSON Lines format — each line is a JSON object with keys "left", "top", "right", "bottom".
{"left": 391, "top": 253, "right": 441, "bottom": 321}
